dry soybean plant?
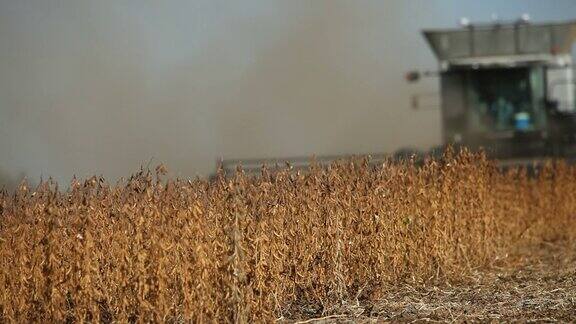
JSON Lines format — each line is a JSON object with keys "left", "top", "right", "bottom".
{"left": 0, "top": 149, "right": 575, "bottom": 322}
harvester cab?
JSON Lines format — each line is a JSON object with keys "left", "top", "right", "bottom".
{"left": 409, "top": 17, "right": 576, "bottom": 159}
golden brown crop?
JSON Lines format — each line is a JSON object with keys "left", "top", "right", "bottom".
{"left": 0, "top": 149, "right": 575, "bottom": 322}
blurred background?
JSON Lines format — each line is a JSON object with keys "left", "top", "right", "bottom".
{"left": 1, "top": 0, "right": 576, "bottom": 187}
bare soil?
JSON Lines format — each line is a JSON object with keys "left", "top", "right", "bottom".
{"left": 289, "top": 241, "right": 576, "bottom": 323}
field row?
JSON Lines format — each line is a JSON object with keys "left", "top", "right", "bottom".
{"left": 1, "top": 150, "right": 575, "bottom": 322}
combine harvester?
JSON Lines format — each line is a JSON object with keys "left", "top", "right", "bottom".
{"left": 408, "top": 16, "right": 576, "bottom": 167}
{"left": 219, "top": 16, "right": 576, "bottom": 175}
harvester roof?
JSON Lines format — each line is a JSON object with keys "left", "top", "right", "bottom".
{"left": 423, "top": 20, "right": 576, "bottom": 62}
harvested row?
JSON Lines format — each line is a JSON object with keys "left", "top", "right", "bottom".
{"left": 1, "top": 150, "right": 575, "bottom": 322}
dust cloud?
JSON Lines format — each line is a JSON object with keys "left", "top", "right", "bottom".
{"left": 1, "top": 0, "right": 575, "bottom": 187}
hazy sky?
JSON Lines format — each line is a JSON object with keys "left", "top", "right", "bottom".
{"left": 1, "top": 0, "right": 575, "bottom": 185}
